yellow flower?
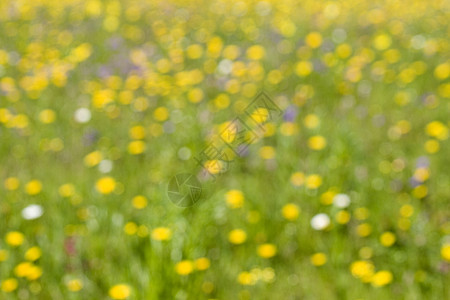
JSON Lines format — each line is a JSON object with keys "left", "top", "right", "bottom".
{"left": 67, "top": 279, "right": 83, "bottom": 292}
{"left": 373, "top": 34, "right": 392, "bottom": 50}
{"left": 350, "top": 260, "right": 374, "bottom": 282}
{"left": 124, "top": 222, "right": 138, "bottom": 235}
{"left": 238, "top": 271, "right": 257, "bottom": 285}
{"left": 151, "top": 227, "right": 172, "bottom": 241}
{"left": 1, "top": 278, "right": 18, "bottom": 292}
{"left": 257, "top": 243, "right": 277, "bottom": 258}
{"left": 290, "top": 172, "right": 305, "bottom": 186}
{"left": 304, "top": 114, "right": 320, "bottom": 128}
{"left": 59, "top": 183, "right": 75, "bottom": 198}
{"left": 310, "top": 253, "right": 327, "bottom": 266}
{"left": 129, "top": 125, "right": 146, "bottom": 139}
{"left": 295, "top": 61, "right": 313, "bottom": 77}
{"left": 371, "top": 270, "right": 393, "bottom": 287}
{"left": 305, "top": 32, "right": 323, "bottom": 48}
{"left": 109, "top": 284, "right": 131, "bottom": 299}
{"left": 335, "top": 210, "right": 351, "bottom": 224}
{"left": 84, "top": 151, "right": 102, "bottom": 167}
{"left": 153, "top": 107, "right": 169, "bottom": 121}
{"left": 306, "top": 174, "right": 322, "bottom": 189}
{"left": 380, "top": 232, "right": 396, "bottom": 247}
{"left": 225, "top": 190, "right": 244, "bottom": 209}
{"left": 128, "top": 140, "right": 146, "bottom": 155}
{"left": 424, "top": 139, "right": 439, "bottom": 153}
{"left": 187, "top": 88, "right": 204, "bottom": 103}
{"left": 228, "top": 229, "right": 247, "bottom": 245}
{"left": 441, "top": 244, "right": 450, "bottom": 261}
{"left": 246, "top": 45, "right": 265, "bottom": 60}
{"left": 95, "top": 177, "right": 116, "bottom": 194}
{"left": 281, "top": 203, "right": 300, "bottom": 221}
{"left": 132, "top": 195, "right": 147, "bottom": 209}
{"left": 39, "top": 109, "right": 56, "bottom": 124}
{"left": 25, "top": 247, "right": 41, "bottom": 261}
{"left": 434, "top": 63, "right": 450, "bottom": 80}
{"left": 14, "top": 262, "right": 33, "bottom": 277}
{"left": 308, "top": 135, "right": 327, "bottom": 150}
{"left": 175, "top": 260, "right": 194, "bottom": 275}
{"left": 195, "top": 258, "right": 210, "bottom": 271}
{"left": 25, "top": 180, "right": 42, "bottom": 195}
{"left": 0, "top": 249, "right": 9, "bottom": 261}
{"left": 6, "top": 231, "right": 25, "bottom": 247}
{"left": 259, "top": 146, "right": 275, "bottom": 159}
{"left": 4, "top": 177, "right": 20, "bottom": 190}
{"left": 426, "top": 121, "right": 448, "bottom": 140}
{"left": 357, "top": 223, "right": 372, "bottom": 237}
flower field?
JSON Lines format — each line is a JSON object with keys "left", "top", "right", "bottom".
{"left": 0, "top": 0, "right": 449, "bottom": 299}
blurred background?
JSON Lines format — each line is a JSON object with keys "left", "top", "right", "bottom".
{"left": 0, "top": 0, "right": 449, "bottom": 299}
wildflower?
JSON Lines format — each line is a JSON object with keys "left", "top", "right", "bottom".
{"left": 308, "top": 135, "right": 327, "bottom": 150}
{"left": 350, "top": 260, "right": 374, "bottom": 282}
{"left": 38, "top": 109, "right": 56, "bottom": 124}
{"left": 304, "top": 114, "right": 320, "bottom": 128}
{"left": 128, "top": 140, "right": 146, "bottom": 154}
{"left": 305, "top": 32, "right": 323, "bottom": 48}
{"left": 380, "top": 232, "right": 396, "bottom": 247}
{"left": 95, "top": 176, "right": 116, "bottom": 194}
{"left": 1, "top": 278, "right": 18, "bottom": 292}
{"left": 310, "top": 253, "right": 327, "bottom": 266}
{"left": 175, "top": 260, "right": 194, "bottom": 275}
{"left": 228, "top": 229, "right": 247, "bottom": 245}
{"left": 25, "top": 180, "right": 42, "bottom": 195}
{"left": 21, "top": 204, "right": 44, "bottom": 220}
{"left": 290, "top": 172, "right": 305, "bottom": 186}
{"left": 124, "top": 222, "right": 137, "bottom": 235}
{"left": 259, "top": 146, "right": 275, "bottom": 159}
{"left": 109, "top": 284, "right": 131, "bottom": 299}
{"left": 333, "top": 194, "right": 351, "bottom": 208}
{"left": 441, "top": 244, "right": 450, "bottom": 261}
{"left": 25, "top": 247, "right": 41, "bottom": 261}
{"left": 67, "top": 279, "right": 83, "bottom": 292}
{"left": 195, "top": 258, "right": 210, "bottom": 271}
{"left": 238, "top": 271, "right": 257, "bottom": 285}
{"left": 151, "top": 227, "right": 172, "bottom": 241}
{"left": 225, "top": 190, "right": 244, "bottom": 209}
{"left": 153, "top": 107, "right": 169, "bottom": 121}
{"left": 371, "top": 270, "right": 393, "bottom": 287}
{"left": 335, "top": 211, "right": 351, "bottom": 224}
{"left": 257, "top": 243, "right": 277, "bottom": 258}
{"left": 282, "top": 203, "right": 300, "bottom": 221}
{"left": 74, "top": 108, "right": 92, "bottom": 124}
{"left": 357, "top": 223, "right": 372, "bottom": 237}
{"left": 4, "top": 177, "right": 20, "bottom": 190}
{"left": 6, "top": 231, "right": 25, "bottom": 247}
{"left": 59, "top": 183, "right": 75, "bottom": 197}
{"left": 132, "top": 195, "right": 147, "bottom": 209}
{"left": 306, "top": 174, "right": 322, "bottom": 189}
{"left": 311, "top": 213, "right": 330, "bottom": 230}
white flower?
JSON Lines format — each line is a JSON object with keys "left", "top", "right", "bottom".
{"left": 311, "top": 213, "right": 330, "bottom": 230}
{"left": 74, "top": 108, "right": 91, "bottom": 123}
{"left": 333, "top": 193, "right": 351, "bottom": 208}
{"left": 99, "top": 160, "right": 113, "bottom": 173}
{"left": 22, "top": 204, "right": 44, "bottom": 220}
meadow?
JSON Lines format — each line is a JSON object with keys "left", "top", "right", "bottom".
{"left": 0, "top": 0, "right": 449, "bottom": 299}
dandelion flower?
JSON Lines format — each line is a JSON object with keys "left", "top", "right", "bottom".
{"left": 109, "top": 284, "right": 131, "bottom": 299}
{"left": 175, "top": 260, "right": 194, "bottom": 275}
{"left": 228, "top": 229, "right": 247, "bottom": 245}
{"left": 95, "top": 177, "right": 116, "bottom": 194}
{"left": 257, "top": 243, "right": 277, "bottom": 258}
